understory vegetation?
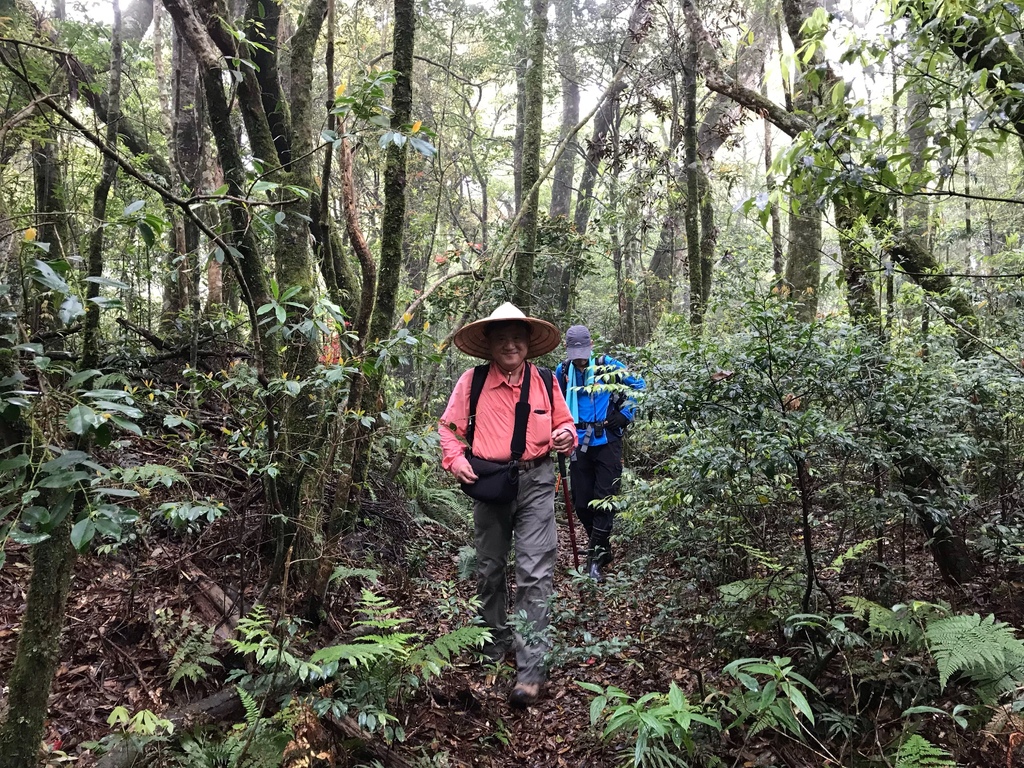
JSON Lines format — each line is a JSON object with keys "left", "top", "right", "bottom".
{"left": 1, "top": 0, "right": 1024, "bottom": 762}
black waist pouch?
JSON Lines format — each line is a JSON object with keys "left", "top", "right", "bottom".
{"left": 461, "top": 455, "right": 520, "bottom": 504}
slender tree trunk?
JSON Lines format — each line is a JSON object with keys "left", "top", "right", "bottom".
{"left": 0, "top": 3, "right": 121, "bottom": 761}
{"left": 684, "top": 31, "right": 702, "bottom": 330}
{"left": 764, "top": 115, "right": 784, "bottom": 278}
{"left": 698, "top": 167, "right": 714, "bottom": 310}
{"left": 574, "top": 0, "right": 649, "bottom": 238}
{"left": 344, "top": 0, "right": 416, "bottom": 523}
{"left": 512, "top": 0, "right": 548, "bottom": 311}
{"left": 545, "top": 0, "right": 579, "bottom": 317}
{"left": 161, "top": 27, "right": 202, "bottom": 334}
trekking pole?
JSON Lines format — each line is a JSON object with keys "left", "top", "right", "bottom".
{"left": 557, "top": 454, "right": 581, "bottom": 570}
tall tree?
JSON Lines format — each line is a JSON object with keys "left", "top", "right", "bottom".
{"left": 512, "top": 0, "right": 549, "bottom": 310}
{"left": 0, "top": 2, "right": 122, "bottom": 761}
{"left": 779, "top": 0, "right": 823, "bottom": 323}
{"left": 544, "top": 0, "right": 579, "bottom": 317}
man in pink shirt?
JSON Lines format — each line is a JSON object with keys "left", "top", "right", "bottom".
{"left": 440, "top": 303, "right": 577, "bottom": 708}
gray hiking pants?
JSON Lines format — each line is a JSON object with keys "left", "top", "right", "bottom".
{"left": 473, "top": 460, "right": 557, "bottom": 684}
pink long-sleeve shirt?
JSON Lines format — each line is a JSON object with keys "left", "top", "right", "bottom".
{"left": 439, "top": 363, "right": 577, "bottom": 476}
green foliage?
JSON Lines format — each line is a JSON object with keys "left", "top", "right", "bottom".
{"left": 577, "top": 681, "right": 721, "bottom": 768}
{"left": 171, "top": 689, "right": 292, "bottom": 768}
{"left": 722, "top": 657, "right": 819, "bottom": 739}
{"left": 227, "top": 590, "right": 485, "bottom": 743}
{"left": 843, "top": 597, "right": 926, "bottom": 644}
{"left": 153, "top": 608, "right": 222, "bottom": 689}
{"left": 893, "top": 734, "right": 957, "bottom": 768}
{"left": 155, "top": 499, "right": 228, "bottom": 533}
{"left": 840, "top": 596, "right": 1024, "bottom": 710}
{"left": 926, "top": 613, "right": 1024, "bottom": 699}
{"left": 79, "top": 706, "right": 175, "bottom": 757}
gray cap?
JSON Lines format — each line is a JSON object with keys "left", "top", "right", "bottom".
{"left": 565, "top": 324, "right": 593, "bottom": 361}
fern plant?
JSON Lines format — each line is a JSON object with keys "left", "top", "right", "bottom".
{"left": 843, "top": 597, "right": 1024, "bottom": 704}
{"left": 153, "top": 608, "right": 222, "bottom": 689}
{"left": 172, "top": 689, "right": 292, "bottom": 768}
{"left": 311, "top": 589, "right": 487, "bottom": 742}
{"left": 893, "top": 733, "right": 957, "bottom": 768}
{"left": 926, "top": 613, "right": 1024, "bottom": 702}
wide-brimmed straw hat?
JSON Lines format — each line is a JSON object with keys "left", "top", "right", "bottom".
{"left": 454, "top": 302, "right": 560, "bottom": 360}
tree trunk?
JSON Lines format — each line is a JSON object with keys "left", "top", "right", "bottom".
{"left": 684, "top": 29, "right": 702, "bottom": 330}
{"left": 698, "top": 166, "right": 714, "bottom": 311}
{"left": 544, "top": 0, "right": 579, "bottom": 317}
{"left": 0, "top": 514, "right": 76, "bottom": 766}
{"left": 573, "top": 0, "right": 649, "bottom": 238}
{"left": 161, "top": 27, "right": 203, "bottom": 334}
{"left": 835, "top": 194, "right": 879, "bottom": 326}
{"left": 344, "top": 0, "right": 416, "bottom": 526}
{"left": 780, "top": 0, "right": 822, "bottom": 322}
{"left": 512, "top": 0, "right": 548, "bottom": 311}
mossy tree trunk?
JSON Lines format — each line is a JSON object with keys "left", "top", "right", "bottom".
{"left": 684, "top": 28, "right": 702, "bottom": 330}
{"left": 544, "top": 0, "right": 579, "bottom": 318}
{"left": 344, "top": 0, "right": 415, "bottom": 522}
{"left": 0, "top": 2, "right": 121, "bottom": 761}
{"left": 511, "top": 0, "right": 548, "bottom": 312}
{"left": 163, "top": 0, "right": 329, "bottom": 581}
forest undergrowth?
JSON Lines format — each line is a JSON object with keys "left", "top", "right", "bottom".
{"left": 2, "top": 439, "right": 1023, "bottom": 768}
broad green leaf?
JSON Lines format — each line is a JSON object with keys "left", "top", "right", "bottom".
{"left": 109, "top": 415, "right": 142, "bottom": 435}
{"left": 32, "top": 260, "right": 70, "bottom": 293}
{"left": 85, "top": 276, "right": 131, "bottom": 290}
{"left": 67, "top": 404, "right": 101, "bottom": 435}
{"left": 70, "top": 517, "right": 96, "bottom": 550}
{"left": 9, "top": 529, "right": 49, "bottom": 545}
{"left": 37, "top": 470, "right": 91, "bottom": 488}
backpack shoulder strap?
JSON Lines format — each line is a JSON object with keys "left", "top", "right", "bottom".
{"left": 538, "top": 366, "right": 554, "bottom": 409}
{"left": 557, "top": 360, "right": 569, "bottom": 392}
{"left": 465, "top": 363, "right": 490, "bottom": 449}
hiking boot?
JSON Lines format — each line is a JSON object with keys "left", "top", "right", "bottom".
{"left": 508, "top": 682, "right": 541, "bottom": 709}
{"left": 587, "top": 561, "right": 604, "bottom": 582}
{"left": 478, "top": 641, "right": 512, "bottom": 664}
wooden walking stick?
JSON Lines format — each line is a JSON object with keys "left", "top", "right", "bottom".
{"left": 558, "top": 454, "right": 581, "bottom": 570}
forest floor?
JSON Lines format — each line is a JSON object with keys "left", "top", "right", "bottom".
{"left": 1, "top": 462, "right": 1021, "bottom": 767}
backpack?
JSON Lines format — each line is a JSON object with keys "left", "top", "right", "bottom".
{"left": 465, "top": 363, "right": 554, "bottom": 450}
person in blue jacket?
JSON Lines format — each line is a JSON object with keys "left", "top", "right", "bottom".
{"left": 555, "top": 325, "right": 645, "bottom": 581}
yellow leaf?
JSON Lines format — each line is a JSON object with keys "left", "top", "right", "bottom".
{"left": 423, "top": 320, "right": 430, "bottom": 331}
{"left": 335, "top": 83, "right": 347, "bottom": 98}
{"left": 23, "top": 227, "right": 36, "bottom": 241}
{"left": 411, "top": 120, "right": 422, "bottom": 134}
{"left": 402, "top": 312, "right": 413, "bottom": 323}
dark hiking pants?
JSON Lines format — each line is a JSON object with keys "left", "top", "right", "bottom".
{"left": 570, "top": 438, "right": 622, "bottom": 567}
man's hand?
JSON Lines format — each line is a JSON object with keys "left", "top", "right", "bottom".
{"left": 453, "top": 462, "right": 478, "bottom": 484}
{"left": 551, "top": 427, "right": 575, "bottom": 455}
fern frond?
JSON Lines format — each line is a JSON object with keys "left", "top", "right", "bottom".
{"left": 310, "top": 641, "right": 402, "bottom": 668}
{"left": 842, "top": 597, "right": 922, "bottom": 644}
{"left": 237, "top": 685, "right": 261, "bottom": 727}
{"left": 408, "top": 625, "right": 489, "bottom": 679}
{"left": 893, "top": 734, "right": 956, "bottom": 768}
{"left": 926, "top": 613, "right": 1024, "bottom": 694}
